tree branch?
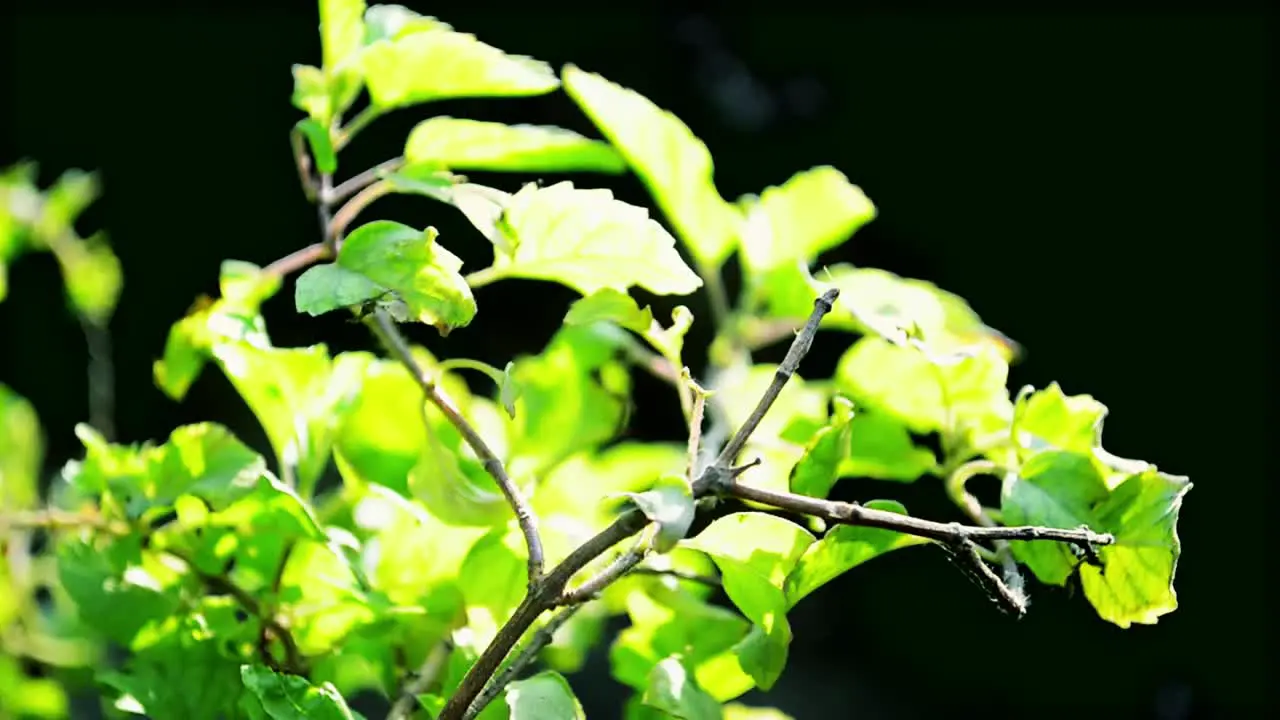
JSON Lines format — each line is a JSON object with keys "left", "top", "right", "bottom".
{"left": 328, "top": 157, "right": 405, "bottom": 205}
{"left": 628, "top": 566, "right": 722, "bottom": 588}
{"left": 364, "top": 309, "right": 545, "bottom": 586}
{"left": 264, "top": 242, "right": 330, "bottom": 278}
{"left": 329, "top": 180, "right": 392, "bottom": 247}
{"left": 466, "top": 605, "right": 583, "bottom": 720}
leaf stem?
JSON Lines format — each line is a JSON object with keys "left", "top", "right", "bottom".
{"left": 463, "top": 266, "right": 502, "bottom": 289}
{"left": 328, "top": 157, "right": 405, "bottom": 205}
{"left": 329, "top": 180, "right": 393, "bottom": 247}
{"left": 335, "top": 105, "right": 384, "bottom": 150}
{"left": 264, "top": 242, "right": 331, "bottom": 278}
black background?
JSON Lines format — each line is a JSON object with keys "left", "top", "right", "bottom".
{"left": 1, "top": 4, "right": 1271, "bottom": 719}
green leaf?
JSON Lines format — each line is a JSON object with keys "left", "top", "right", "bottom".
{"left": 294, "top": 118, "right": 338, "bottom": 175}
{"left": 1000, "top": 451, "right": 1110, "bottom": 586}
{"left": 0, "top": 655, "right": 68, "bottom": 718}
{"left": 499, "top": 361, "right": 522, "bottom": 419}
{"left": 610, "top": 587, "right": 751, "bottom": 701}
{"left": 0, "top": 383, "right": 42, "bottom": 509}
{"left": 295, "top": 262, "right": 387, "bottom": 316}
{"left": 535, "top": 442, "right": 685, "bottom": 536}
{"left": 337, "top": 221, "right": 476, "bottom": 334}
{"left": 834, "top": 336, "right": 1012, "bottom": 455}
{"left": 642, "top": 656, "right": 722, "bottom": 720}
{"left": 840, "top": 409, "right": 938, "bottom": 482}
{"left": 508, "top": 325, "right": 631, "bottom": 474}
{"left": 362, "top": 5, "right": 450, "bottom": 44}
{"left": 564, "top": 289, "right": 655, "bottom": 334}
{"left": 789, "top": 397, "right": 855, "bottom": 499}
{"left": 623, "top": 475, "right": 695, "bottom": 553}
{"left": 405, "top": 117, "right": 625, "bottom": 174}
{"left": 291, "top": 63, "right": 333, "bottom": 124}
{"left": 56, "top": 537, "right": 182, "bottom": 646}
{"left": 153, "top": 260, "right": 279, "bottom": 400}
{"left": 211, "top": 344, "right": 364, "bottom": 494}
{"left": 54, "top": 231, "right": 122, "bottom": 324}
{"left": 361, "top": 27, "right": 558, "bottom": 110}
{"left": 785, "top": 500, "right": 929, "bottom": 607}
{"left": 683, "top": 513, "right": 813, "bottom": 690}
{"left": 98, "top": 614, "right": 246, "bottom": 720}
{"left": 321, "top": 0, "right": 365, "bottom": 74}
{"left": 505, "top": 671, "right": 585, "bottom": 720}
{"left": 277, "top": 539, "right": 376, "bottom": 656}
{"left": 410, "top": 395, "right": 515, "bottom": 527}
{"left": 68, "top": 422, "right": 267, "bottom": 517}
{"left": 1080, "top": 469, "right": 1190, "bottom": 628}
{"left": 240, "top": 665, "right": 358, "bottom": 720}
{"left": 479, "top": 181, "right": 702, "bottom": 296}
{"left": 562, "top": 65, "right": 741, "bottom": 268}
{"left": 459, "top": 528, "right": 527, "bottom": 647}
{"left": 737, "top": 167, "right": 875, "bottom": 275}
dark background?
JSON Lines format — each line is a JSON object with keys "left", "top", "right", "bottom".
{"left": 1, "top": 4, "right": 1270, "bottom": 719}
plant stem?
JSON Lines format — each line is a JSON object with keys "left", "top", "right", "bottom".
{"left": 336, "top": 106, "right": 384, "bottom": 150}
{"left": 328, "top": 157, "right": 405, "bottom": 205}
{"left": 467, "top": 605, "right": 582, "bottom": 719}
{"left": 329, "top": 180, "right": 392, "bottom": 247}
{"left": 463, "top": 266, "right": 502, "bottom": 289}
{"left": 386, "top": 638, "right": 454, "bottom": 720}
{"left": 365, "top": 309, "right": 545, "bottom": 586}
{"left": 264, "top": 242, "right": 331, "bottom": 277}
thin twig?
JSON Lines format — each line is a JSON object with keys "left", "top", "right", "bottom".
{"left": 710, "top": 289, "right": 839, "bottom": 474}
{"left": 467, "top": 606, "right": 583, "bottom": 719}
{"left": 386, "top": 638, "right": 454, "bottom": 720}
{"left": 167, "top": 551, "right": 304, "bottom": 673}
{"left": 290, "top": 128, "right": 319, "bottom": 202}
{"left": 946, "top": 460, "right": 1026, "bottom": 611}
{"left": 556, "top": 535, "right": 647, "bottom": 606}
{"left": 628, "top": 566, "right": 722, "bottom": 588}
{"left": 328, "top": 157, "right": 405, "bottom": 205}
{"left": 79, "top": 317, "right": 114, "bottom": 441}
{"left": 685, "top": 374, "right": 709, "bottom": 483}
{"left": 0, "top": 508, "right": 127, "bottom": 535}
{"left": 329, "top": 180, "right": 392, "bottom": 247}
{"left": 364, "top": 309, "right": 545, "bottom": 586}
{"left": 264, "top": 242, "right": 331, "bottom": 277}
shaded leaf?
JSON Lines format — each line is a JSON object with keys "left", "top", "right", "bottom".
{"left": 294, "top": 118, "right": 338, "bottom": 175}
{"left": 459, "top": 529, "right": 527, "bottom": 647}
{"left": 785, "top": 500, "right": 928, "bottom": 607}
{"left": 642, "top": 656, "right": 722, "bottom": 720}
{"left": 1000, "top": 451, "right": 1109, "bottom": 586}
{"left": 505, "top": 671, "right": 585, "bottom": 720}
{"left": 295, "top": 262, "right": 387, "bottom": 316}
{"left": 623, "top": 475, "right": 695, "bottom": 553}
{"left": 0, "top": 383, "right": 42, "bottom": 509}
{"left": 1080, "top": 469, "right": 1190, "bottom": 628}
{"left": 564, "top": 289, "right": 655, "bottom": 334}
{"left": 240, "top": 665, "right": 357, "bottom": 720}
{"left": 337, "top": 221, "right": 476, "bottom": 334}
{"left": 789, "top": 397, "right": 854, "bottom": 499}
{"left": 840, "top": 410, "right": 938, "bottom": 482}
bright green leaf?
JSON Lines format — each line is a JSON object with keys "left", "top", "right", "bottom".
{"left": 295, "top": 262, "right": 387, "bottom": 316}
{"left": 57, "top": 537, "right": 182, "bottom": 646}
{"left": 479, "top": 181, "right": 702, "bottom": 296}
{"left": 835, "top": 336, "right": 1012, "bottom": 455}
{"left": 1001, "top": 451, "right": 1110, "bottom": 586}
{"left": 1080, "top": 469, "right": 1190, "bottom": 628}
{"left": 535, "top": 442, "right": 685, "bottom": 537}
{"left": 460, "top": 528, "right": 527, "bottom": 647}
{"left": 841, "top": 409, "right": 938, "bottom": 482}
{"left": 508, "top": 325, "right": 631, "bottom": 473}
{"left": 564, "top": 288, "right": 655, "bottom": 334}
{"left": 785, "top": 500, "right": 929, "bottom": 607}
{"left": 362, "top": 5, "right": 450, "bottom": 44}
{"left": 321, "top": 0, "right": 365, "bottom": 74}
{"left": 152, "top": 260, "right": 279, "bottom": 400}
{"left": 240, "top": 664, "right": 357, "bottom": 720}
{"left": 337, "top": 221, "right": 476, "bottom": 334}
{"left": 410, "top": 395, "right": 515, "bottom": 527}
{"left": 623, "top": 475, "right": 695, "bottom": 553}
{"left": 291, "top": 64, "right": 332, "bottom": 123}
{"left": 683, "top": 513, "right": 813, "bottom": 690}
{"left": 405, "top": 117, "right": 625, "bottom": 174}
{"left": 642, "top": 656, "right": 722, "bottom": 720}
{"left": 505, "top": 671, "right": 585, "bottom": 720}
{"left": 54, "top": 231, "right": 122, "bottom": 325}
{"left": 0, "top": 383, "right": 42, "bottom": 510}
{"left": 713, "top": 365, "right": 827, "bottom": 495}
{"left": 362, "top": 28, "right": 559, "bottom": 110}
{"left": 737, "top": 167, "right": 875, "bottom": 275}
{"left": 294, "top": 118, "right": 338, "bottom": 175}
{"left": 562, "top": 65, "right": 741, "bottom": 268}
{"left": 211, "top": 344, "right": 363, "bottom": 494}
{"left": 789, "top": 397, "right": 855, "bottom": 499}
